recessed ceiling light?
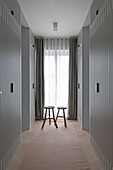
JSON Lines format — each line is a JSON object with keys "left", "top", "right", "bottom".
{"left": 53, "top": 22, "right": 58, "bottom": 31}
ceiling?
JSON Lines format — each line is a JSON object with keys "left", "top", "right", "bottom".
{"left": 18, "top": 0, "right": 93, "bottom": 37}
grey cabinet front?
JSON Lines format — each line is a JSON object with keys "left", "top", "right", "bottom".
{"left": 0, "top": 1, "right": 21, "bottom": 168}
{"left": 98, "top": 13, "right": 109, "bottom": 161}
{"left": 109, "top": 7, "right": 113, "bottom": 168}
{"left": 90, "top": 27, "right": 98, "bottom": 150}
{"left": 90, "top": 0, "right": 113, "bottom": 169}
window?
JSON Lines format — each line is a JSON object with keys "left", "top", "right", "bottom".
{"left": 44, "top": 39, "right": 69, "bottom": 117}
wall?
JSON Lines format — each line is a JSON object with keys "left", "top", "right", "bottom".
{"left": 21, "top": 26, "right": 29, "bottom": 130}
{"left": 21, "top": 12, "right": 35, "bottom": 130}
{"left": 82, "top": 27, "right": 89, "bottom": 130}
{"left": 77, "top": 26, "right": 89, "bottom": 130}
{"left": 90, "top": 0, "right": 113, "bottom": 169}
{"left": 0, "top": 0, "right": 21, "bottom": 169}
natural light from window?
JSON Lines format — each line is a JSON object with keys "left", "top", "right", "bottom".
{"left": 44, "top": 52, "right": 69, "bottom": 117}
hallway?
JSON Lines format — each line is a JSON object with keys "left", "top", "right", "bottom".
{"left": 7, "top": 120, "right": 103, "bottom": 170}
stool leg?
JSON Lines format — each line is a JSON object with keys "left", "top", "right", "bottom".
{"left": 56, "top": 109, "right": 60, "bottom": 122}
{"left": 49, "top": 108, "right": 51, "bottom": 125}
{"left": 63, "top": 109, "right": 67, "bottom": 127}
{"left": 41, "top": 109, "right": 47, "bottom": 129}
{"left": 52, "top": 109, "right": 58, "bottom": 128}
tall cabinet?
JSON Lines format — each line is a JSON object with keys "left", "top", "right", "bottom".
{"left": 90, "top": 0, "right": 113, "bottom": 169}
{"left": 0, "top": 0, "right": 21, "bottom": 169}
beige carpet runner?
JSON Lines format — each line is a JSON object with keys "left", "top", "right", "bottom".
{"left": 19, "top": 120, "right": 90, "bottom": 170}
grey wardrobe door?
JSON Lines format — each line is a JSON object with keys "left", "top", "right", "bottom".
{"left": 98, "top": 15, "right": 109, "bottom": 160}
{"left": 1, "top": 18, "right": 20, "bottom": 156}
{"left": 0, "top": 12, "right": 2, "bottom": 164}
{"left": 77, "top": 46, "right": 82, "bottom": 127}
{"left": 109, "top": 9, "right": 113, "bottom": 168}
{"left": 90, "top": 28, "right": 98, "bottom": 148}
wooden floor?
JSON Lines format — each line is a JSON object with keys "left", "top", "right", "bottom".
{"left": 7, "top": 120, "right": 103, "bottom": 170}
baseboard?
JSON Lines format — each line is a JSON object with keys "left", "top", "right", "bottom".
{"left": 0, "top": 134, "right": 21, "bottom": 170}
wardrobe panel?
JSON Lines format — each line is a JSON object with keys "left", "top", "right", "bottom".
{"left": 29, "top": 44, "right": 35, "bottom": 128}
{"left": 90, "top": 30, "right": 98, "bottom": 145}
{"left": 90, "top": 0, "right": 113, "bottom": 169}
{"left": 0, "top": 8, "right": 1, "bottom": 166}
{"left": 0, "top": 0, "right": 21, "bottom": 169}
{"left": 22, "top": 27, "right": 29, "bottom": 130}
{"left": 29, "top": 31, "right": 35, "bottom": 128}
{"left": 90, "top": 37, "right": 93, "bottom": 136}
{"left": 109, "top": 8, "right": 113, "bottom": 168}
{"left": 98, "top": 15, "right": 109, "bottom": 160}
{"left": 77, "top": 45, "right": 82, "bottom": 127}
{"left": 1, "top": 17, "right": 20, "bottom": 156}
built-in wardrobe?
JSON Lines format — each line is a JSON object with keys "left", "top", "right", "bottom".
{"left": 0, "top": 0, "right": 21, "bottom": 169}
{"left": 90, "top": 0, "right": 113, "bottom": 169}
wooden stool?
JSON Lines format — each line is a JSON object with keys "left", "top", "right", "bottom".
{"left": 56, "top": 107, "right": 67, "bottom": 127}
{"left": 41, "top": 106, "right": 58, "bottom": 129}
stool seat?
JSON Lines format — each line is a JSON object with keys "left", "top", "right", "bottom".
{"left": 56, "top": 107, "right": 67, "bottom": 127}
{"left": 57, "top": 106, "right": 67, "bottom": 109}
{"left": 42, "top": 106, "right": 58, "bottom": 129}
{"left": 44, "top": 106, "right": 55, "bottom": 109}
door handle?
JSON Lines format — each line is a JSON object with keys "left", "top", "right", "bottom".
{"left": 97, "top": 83, "right": 100, "bottom": 93}
{"left": 78, "top": 83, "right": 80, "bottom": 89}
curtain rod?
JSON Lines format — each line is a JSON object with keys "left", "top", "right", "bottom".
{"left": 35, "top": 36, "right": 77, "bottom": 39}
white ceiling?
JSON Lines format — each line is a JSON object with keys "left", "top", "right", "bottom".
{"left": 18, "top": 0, "right": 92, "bottom": 37}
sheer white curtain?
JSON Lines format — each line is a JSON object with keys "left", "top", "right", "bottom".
{"left": 44, "top": 39, "right": 69, "bottom": 117}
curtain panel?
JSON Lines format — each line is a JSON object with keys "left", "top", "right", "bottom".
{"left": 35, "top": 38, "right": 44, "bottom": 120}
{"left": 68, "top": 38, "right": 77, "bottom": 120}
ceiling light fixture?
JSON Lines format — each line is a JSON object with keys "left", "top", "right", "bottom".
{"left": 53, "top": 22, "right": 58, "bottom": 31}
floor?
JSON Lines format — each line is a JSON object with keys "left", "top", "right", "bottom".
{"left": 7, "top": 120, "right": 103, "bottom": 170}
